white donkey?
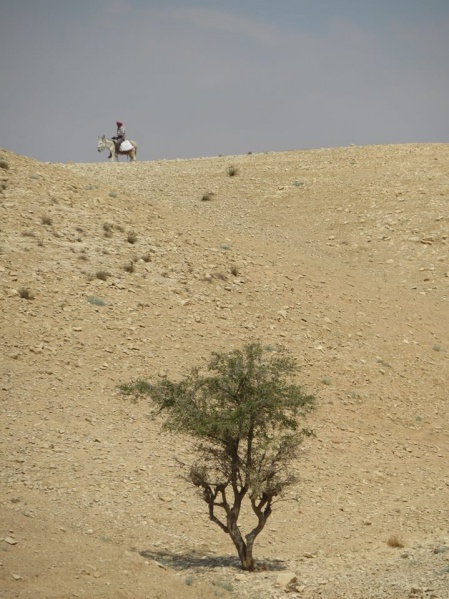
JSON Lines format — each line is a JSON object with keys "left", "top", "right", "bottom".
{"left": 97, "top": 135, "right": 138, "bottom": 161}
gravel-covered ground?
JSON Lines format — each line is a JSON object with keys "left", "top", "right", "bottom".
{"left": 1, "top": 143, "right": 448, "bottom": 598}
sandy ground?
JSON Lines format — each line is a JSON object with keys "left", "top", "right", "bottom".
{"left": 1, "top": 143, "right": 448, "bottom": 598}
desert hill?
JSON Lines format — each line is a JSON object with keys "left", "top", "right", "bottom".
{"left": 1, "top": 143, "right": 448, "bottom": 598}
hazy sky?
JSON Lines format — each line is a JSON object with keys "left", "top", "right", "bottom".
{"left": 1, "top": 0, "right": 449, "bottom": 163}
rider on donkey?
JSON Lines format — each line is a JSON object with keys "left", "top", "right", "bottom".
{"left": 111, "top": 121, "right": 126, "bottom": 157}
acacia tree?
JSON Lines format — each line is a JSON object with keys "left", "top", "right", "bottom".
{"left": 120, "top": 342, "right": 315, "bottom": 571}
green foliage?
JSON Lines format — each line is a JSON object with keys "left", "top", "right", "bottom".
{"left": 120, "top": 342, "right": 315, "bottom": 571}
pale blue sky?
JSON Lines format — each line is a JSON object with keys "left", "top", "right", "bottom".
{"left": 1, "top": 0, "right": 448, "bottom": 162}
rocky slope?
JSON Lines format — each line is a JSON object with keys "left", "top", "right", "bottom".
{"left": 1, "top": 144, "right": 448, "bottom": 598}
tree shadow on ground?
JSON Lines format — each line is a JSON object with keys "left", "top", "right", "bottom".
{"left": 134, "top": 548, "right": 286, "bottom": 572}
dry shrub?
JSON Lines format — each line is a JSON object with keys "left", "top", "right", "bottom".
{"left": 95, "top": 270, "right": 111, "bottom": 281}
{"left": 387, "top": 535, "right": 404, "bottom": 548}
{"left": 201, "top": 192, "right": 215, "bottom": 202}
{"left": 123, "top": 262, "right": 135, "bottom": 273}
{"left": 18, "top": 288, "right": 35, "bottom": 300}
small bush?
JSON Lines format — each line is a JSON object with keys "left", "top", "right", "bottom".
{"left": 42, "top": 215, "right": 53, "bottom": 226}
{"left": 95, "top": 270, "right": 111, "bottom": 281}
{"left": 141, "top": 253, "right": 152, "bottom": 263}
{"left": 230, "top": 265, "right": 239, "bottom": 276}
{"left": 109, "top": 191, "right": 117, "bottom": 198}
{"left": 201, "top": 192, "right": 215, "bottom": 202}
{"left": 387, "top": 535, "right": 404, "bottom": 548}
{"left": 226, "top": 165, "right": 239, "bottom": 177}
{"left": 0, "top": 159, "right": 9, "bottom": 170}
{"left": 18, "top": 288, "right": 35, "bottom": 300}
{"left": 123, "top": 262, "right": 135, "bottom": 273}
{"left": 127, "top": 231, "right": 138, "bottom": 244}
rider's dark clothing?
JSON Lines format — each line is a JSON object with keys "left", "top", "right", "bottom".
{"left": 112, "top": 125, "right": 126, "bottom": 154}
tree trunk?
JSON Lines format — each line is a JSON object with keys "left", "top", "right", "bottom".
{"left": 228, "top": 513, "right": 255, "bottom": 571}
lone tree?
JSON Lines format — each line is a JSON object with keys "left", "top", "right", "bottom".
{"left": 120, "top": 342, "right": 316, "bottom": 571}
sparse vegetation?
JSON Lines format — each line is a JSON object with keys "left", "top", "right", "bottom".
{"left": 0, "top": 159, "right": 9, "bottom": 170}
{"left": 201, "top": 192, "right": 215, "bottom": 202}
{"left": 18, "top": 287, "right": 35, "bottom": 300}
{"left": 230, "top": 265, "right": 239, "bottom": 276}
{"left": 95, "top": 270, "right": 111, "bottom": 281}
{"left": 141, "top": 252, "right": 152, "bottom": 263}
{"left": 120, "top": 342, "right": 316, "bottom": 571}
{"left": 226, "top": 165, "right": 239, "bottom": 177}
{"left": 387, "top": 535, "right": 405, "bottom": 548}
{"left": 127, "top": 231, "right": 138, "bottom": 244}
{"left": 109, "top": 191, "right": 117, "bottom": 198}
{"left": 123, "top": 262, "right": 135, "bottom": 273}
{"left": 41, "top": 215, "right": 53, "bottom": 226}
{"left": 103, "top": 223, "right": 114, "bottom": 238}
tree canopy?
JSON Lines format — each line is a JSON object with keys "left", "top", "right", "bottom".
{"left": 120, "top": 342, "right": 316, "bottom": 571}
